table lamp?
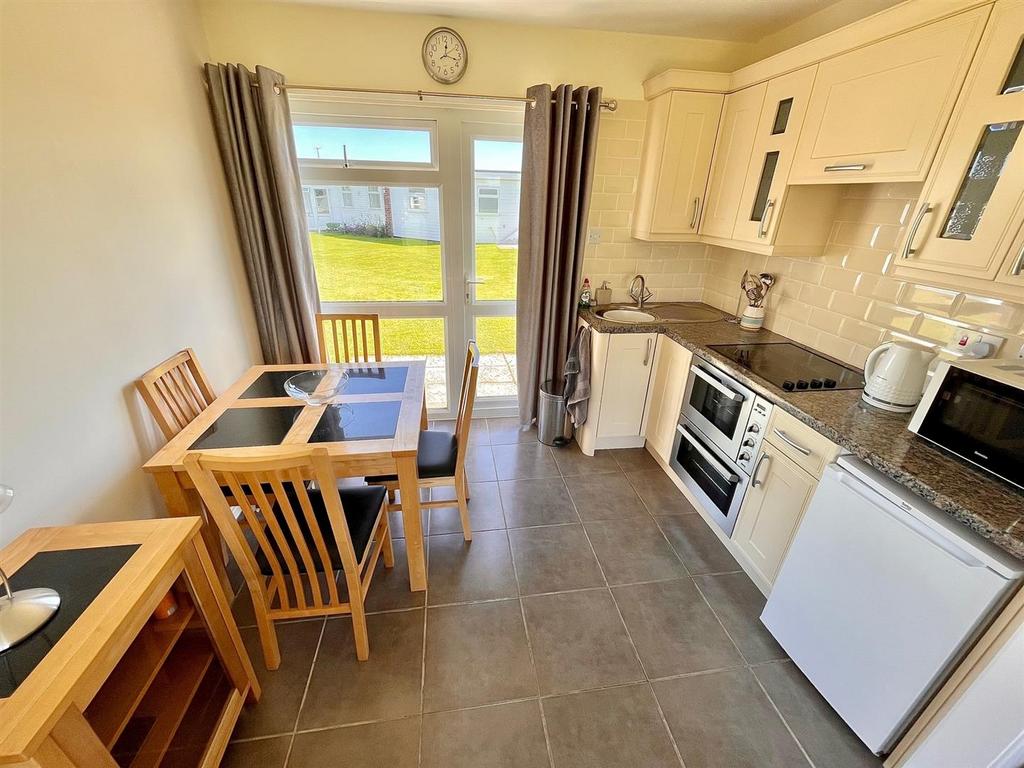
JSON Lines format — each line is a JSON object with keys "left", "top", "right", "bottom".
{"left": 0, "top": 485, "right": 60, "bottom": 652}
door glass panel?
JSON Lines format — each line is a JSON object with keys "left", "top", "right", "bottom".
{"left": 293, "top": 124, "right": 433, "bottom": 166}
{"left": 675, "top": 430, "right": 739, "bottom": 515}
{"left": 1002, "top": 38, "right": 1024, "bottom": 94}
{"left": 941, "top": 122, "right": 1023, "bottom": 241}
{"left": 473, "top": 139, "right": 522, "bottom": 301}
{"left": 304, "top": 184, "right": 443, "bottom": 302}
{"left": 750, "top": 152, "right": 780, "bottom": 222}
{"left": 771, "top": 98, "right": 793, "bottom": 135}
{"left": 474, "top": 317, "right": 517, "bottom": 399}
{"left": 379, "top": 318, "right": 448, "bottom": 409}
{"left": 688, "top": 376, "right": 743, "bottom": 440}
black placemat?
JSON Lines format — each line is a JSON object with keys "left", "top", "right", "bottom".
{"left": 189, "top": 406, "right": 302, "bottom": 450}
{"left": 308, "top": 401, "right": 401, "bottom": 442}
{"left": 239, "top": 371, "right": 299, "bottom": 399}
{"left": 0, "top": 544, "right": 139, "bottom": 697}
{"left": 343, "top": 366, "right": 409, "bottom": 395}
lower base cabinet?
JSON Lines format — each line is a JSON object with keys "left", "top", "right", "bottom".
{"left": 643, "top": 337, "right": 692, "bottom": 463}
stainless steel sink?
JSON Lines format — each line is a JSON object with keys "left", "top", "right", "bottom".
{"left": 595, "top": 302, "right": 725, "bottom": 324}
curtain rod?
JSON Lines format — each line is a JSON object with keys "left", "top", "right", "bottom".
{"left": 270, "top": 81, "right": 618, "bottom": 111}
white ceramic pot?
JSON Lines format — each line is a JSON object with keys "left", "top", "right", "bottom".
{"left": 740, "top": 305, "right": 765, "bottom": 330}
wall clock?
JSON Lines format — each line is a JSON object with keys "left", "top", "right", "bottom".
{"left": 422, "top": 27, "right": 468, "bottom": 85}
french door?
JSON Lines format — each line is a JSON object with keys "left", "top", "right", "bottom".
{"left": 289, "top": 97, "right": 524, "bottom": 418}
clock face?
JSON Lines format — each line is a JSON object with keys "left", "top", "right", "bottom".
{"left": 422, "top": 27, "right": 467, "bottom": 84}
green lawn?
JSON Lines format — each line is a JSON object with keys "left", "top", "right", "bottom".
{"left": 310, "top": 233, "right": 517, "bottom": 355}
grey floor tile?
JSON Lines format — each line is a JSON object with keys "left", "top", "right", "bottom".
{"left": 754, "top": 661, "right": 881, "bottom": 768}
{"left": 289, "top": 717, "right": 420, "bottom": 768}
{"left": 694, "top": 572, "right": 787, "bottom": 664}
{"left": 499, "top": 477, "right": 578, "bottom": 528}
{"left": 488, "top": 417, "right": 537, "bottom": 445}
{"left": 298, "top": 610, "right": 424, "bottom": 729}
{"left": 583, "top": 517, "right": 687, "bottom": 585}
{"left": 432, "top": 417, "right": 490, "bottom": 445}
{"left": 612, "top": 578, "right": 744, "bottom": 678}
{"left": 427, "top": 530, "right": 518, "bottom": 604}
{"left": 522, "top": 589, "right": 643, "bottom": 695}
{"left": 656, "top": 514, "right": 740, "bottom": 575}
{"left": 429, "top": 481, "right": 506, "bottom": 534}
{"left": 627, "top": 469, "right": 700, "bottom": 514}
{"left": 221, "top": 736, "right": 290, "bottom": 768}
{"left": 421, "top": 700, "right": 550, "bottom": 768}
{"left": 655, "top": 668, "right": 809, "bottom": 768}
{"left": 235, "top": 619, "right": 323, "bottom": 739}
{"left": 363, "top": 538, "right": 425, "bottom": 613}
{"left": 509, "top": 524, "right": 605, "bottom": 595}
{"left": 423, "top": 600, "right": 537, "bottom": 712}
{"left": 388, "top": 509, "right": 406, "bottom": 539}
{"left": 543, "top": 684, "right": 680, "bottom": 768}
{"left": 609, "top": 447, "right": 660, "bottom": 473}
{"left": 564, "top": 472, "right": 648, "bottom": 521}
{"left": 492, "top": 443, "right": 559, "bottom": 481}
{"left": 466, "top": 445, "right": 498, "bottom": 483}
{"left": 551, "top": 441, "right": 620, "bottom": 476}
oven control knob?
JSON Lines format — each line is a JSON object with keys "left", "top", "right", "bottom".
{"left": 747, "top": 424, "right": 760, "bottom": 433}
{"left": 783, "top": 379, "right": 796, "bottom": 391}
{"left": 810, "top": 378, "right": 823, "bottom": 389}
{"left": 796, "top": 380, "right": 809, "bottom": 390}
{"left": 824, "top": 378, "right": 837, "bottom": 389}
{"left": 738, "top": 452, "right": 751, "bottom": 462}
{"left": 742, "top": 438, "right": 756, "bottom": 447}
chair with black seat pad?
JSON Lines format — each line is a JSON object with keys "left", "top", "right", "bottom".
{"left": 366, "top": 341, "right": 479, "bottom": 541}
{"left": 184, "top": 447, "right": 394, "bottom": 670}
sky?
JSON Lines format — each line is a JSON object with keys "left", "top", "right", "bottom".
{"left": 292, "top": 125, "right": 522, "bottom": 171}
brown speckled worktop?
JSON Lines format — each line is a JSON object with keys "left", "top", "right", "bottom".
{"left": 580, "top": 305, "right": 1024, "bottom": 560}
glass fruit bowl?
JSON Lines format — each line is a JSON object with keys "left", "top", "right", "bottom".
{"left": 284, "top": 369, "right": 349, "bottom": 405}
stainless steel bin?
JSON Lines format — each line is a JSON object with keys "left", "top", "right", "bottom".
{"left": 537, "top": 380, "right": 573, "bottom": 446}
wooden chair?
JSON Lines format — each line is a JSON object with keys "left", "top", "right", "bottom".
{"left": 317, "top": 313, "right": 383, "bottom": 363}
{"left": 135, "top": 348, "right": 216, "bottom": 440}
{"left": 367, "top": 341, "right": 480, "bottom": 541}
{"left": 184, "top": 447, "right": 393, "bottom": 670}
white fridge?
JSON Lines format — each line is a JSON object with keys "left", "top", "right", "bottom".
{"left": 761, "top": 455, "right": 1024, "bottom": 755}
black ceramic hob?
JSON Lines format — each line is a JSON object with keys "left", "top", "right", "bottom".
{"left": 708, "top": 342, "right": 865, "bottom": 392}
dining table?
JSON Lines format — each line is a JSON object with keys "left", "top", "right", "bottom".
{"left": 142, "top": 360, "right": 429, "bottom": 594}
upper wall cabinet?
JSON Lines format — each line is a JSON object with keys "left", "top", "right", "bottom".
{"left": 633, "top": 91, "right": 724, "bottom": 241}
{"left": 892, "top": 0, "right": 1024, "bottom": 302}
{"left": 789, "top": 8, "right": 990, "bottom": 185}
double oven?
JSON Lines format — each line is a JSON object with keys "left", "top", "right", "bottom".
{"left": 669, "top": 359, "right": 773, "bottom": 535}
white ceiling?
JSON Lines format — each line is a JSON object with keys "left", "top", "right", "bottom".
{"left": 277, "top": 0, "right": 868, "bottom": 42}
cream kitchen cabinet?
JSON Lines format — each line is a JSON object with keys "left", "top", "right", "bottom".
{"left": 732, "top": 408, "right": 840, "bottom": 594}
{"left": 633, "top": 91, "right": 724, "bottom": 241}
{"left": 789, "top": 7, "right": 989, "bottom": 185}
{"left": 577, "top": 328, "right": 659, "bottom": 455}
{"left": 892, "top": 0, "right": 1024, "bottom": 303}
{"left": 642, "top": 335, "right": 693, "bottom": 463}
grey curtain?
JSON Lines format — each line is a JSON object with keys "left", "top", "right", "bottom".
{"left": 516, "top": 84, "right": 602, "bottom": 427}
{"left": 204, "top": 64, "right": 320, "bottom": 364}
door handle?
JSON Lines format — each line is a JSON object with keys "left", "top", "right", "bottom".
{"left": 691, "top": 366, "right": 744, "bottom": 401}
{"left": 773, "top": 429, "right": 812, "bottom": 456}
{"left": 690, "top": 197, "right": 701, "bottom": 229}
{"left": 677, "top": 424, "right": 739, "bottom": 482}
{"left": 751, "top": 452, "right": 770, "bottom": 487}
{"left": 758, "top": 199, "right": 775, "bottom": 239}
{"left": 464, "top": 275, "right": 486, "bottom": 302}
{"left": 643, "top": 338, "right": 653, "bottom": 366}
{"left": 1010, "top": 242, "right": 1024, "bottom": 277}
{"left": 901, "top": 203, "right": 932, "bottom": 259}
{"left": 824, "top": 163, "right": 868, "bottom": 172}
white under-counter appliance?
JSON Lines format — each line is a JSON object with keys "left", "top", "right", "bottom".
{"left": 669, "top": 359, "right": 772, "bottom": 535}
{"left": 762, "top": 455, "right": 1024, "bottom": 755}
{"left": 909, "top": 357, "right": 1024, "bottom": 490}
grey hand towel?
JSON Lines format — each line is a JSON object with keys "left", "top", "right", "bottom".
{"left": 564, "top": 326, "right": 591, "bottom": 427}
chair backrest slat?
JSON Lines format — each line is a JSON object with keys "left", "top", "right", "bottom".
{"left": 454, "top": 341, "right": 481, "bottom": 471}
{"left": 316, "top": 313, "right": 382, "bottom": 364}
{"left": 136, "top": 349, "right": 216, "bottom": 441}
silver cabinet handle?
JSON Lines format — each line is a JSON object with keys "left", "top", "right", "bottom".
{"left": 690, "top": 197, "right": 700, "bottom": 229}
{"left": 691, "top": 365, "right": 745, "bottom": 401}
{"left": 901, "top": 203, "right": 933, "bottom": 259}
{"left": 774, "top": 429, "right": 812, "bottom": 456}
{"left": 677, "top": 424, "right": 739, "bottom": 482}
{"left": 1010, "top": 242, "right": 1024, "bottom": 276}
{"left": 751, "top": 453, "right": 771, "bottom": 488}
{"left": 1004, "top": 85, "right": 1024, "bottom": 95}
{"left": 643, "top": 338, "right": 653, "bottom": 367}
{"left": 824, "top": 163, "right": 868, "bottom": 172}
{"left": 758, "top": 199, "right": 775, "bottom": 239}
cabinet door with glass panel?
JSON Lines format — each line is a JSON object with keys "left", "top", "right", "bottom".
{"left": 894, "top": 0, "right": 1024, "bottom": 296}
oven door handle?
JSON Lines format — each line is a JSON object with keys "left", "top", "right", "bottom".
{"left": 676, "top": 424, "right": 740, "bottom": 482}
{"left": 691, "top": 366, "right": 745, "bottom": 402}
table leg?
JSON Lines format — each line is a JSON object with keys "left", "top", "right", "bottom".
{"left": 396, "top": 455, "right": 426, "bottom": 592}
{"left": 182, "top": 534, "right": 261, "bottom": 704}
{"left": 153, "top": 470, "right": 232, "bottom": 599}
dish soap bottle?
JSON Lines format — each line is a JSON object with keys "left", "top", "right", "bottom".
{"left": 578, "top": 278, "right": 593, "bottom": 308}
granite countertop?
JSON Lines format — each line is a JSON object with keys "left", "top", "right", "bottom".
{"left": 579, "top": 305, "right": 1024, "bottom": 561}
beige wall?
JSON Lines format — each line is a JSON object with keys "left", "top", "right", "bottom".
{"left": 0, "top": 0, "right": 260, "bottom": 542}
{"left": 701, "top": 184, "right": 1024, "bottom": 367}
{"left": 198, "top": 1, "right": 754, "bottom": 101}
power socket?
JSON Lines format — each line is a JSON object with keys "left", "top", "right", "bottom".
{"left": 943, "top": 329, "right": 1005, "bottom": 358}
{"left": 587, "top": 229, "right": 603, "bottom": 245}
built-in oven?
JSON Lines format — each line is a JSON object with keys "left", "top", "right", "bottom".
{"left": 909, "top": 359, "right": 1024, "bottom": 490}
{"left": 672, "top": 358, "right": 773, "bottom": 536}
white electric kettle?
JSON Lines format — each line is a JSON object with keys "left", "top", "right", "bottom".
{"left": 861, "top": 340, "right": 935, "bottom": 413}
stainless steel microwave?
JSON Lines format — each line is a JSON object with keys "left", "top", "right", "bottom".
{"left": 908, "top": 359, "right": 1024, "bottom": 490}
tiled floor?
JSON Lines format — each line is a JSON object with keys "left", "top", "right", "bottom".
{"left": 222, "top": 418, "right": 881, "bottom": 768}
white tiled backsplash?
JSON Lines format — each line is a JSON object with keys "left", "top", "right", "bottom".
{"left": 582, "top": 102, "right": 1024, "bottom": 369}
